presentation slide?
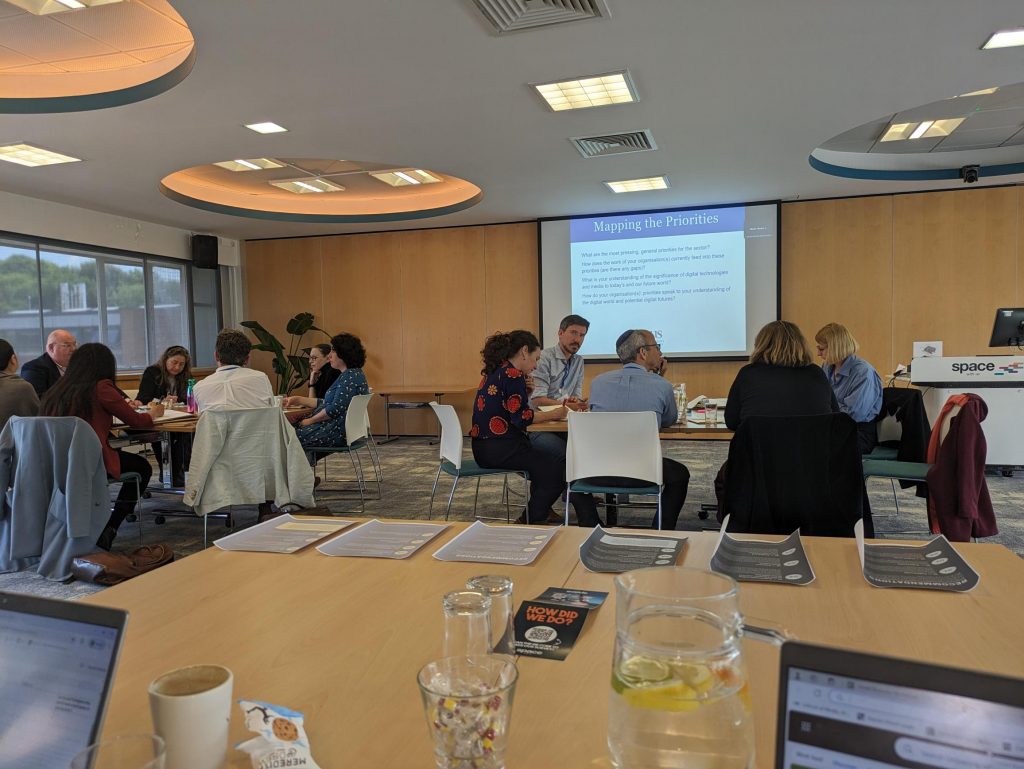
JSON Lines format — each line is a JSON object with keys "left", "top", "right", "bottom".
{"left": 540, "top": 203, "right": 778, "bottom": 359}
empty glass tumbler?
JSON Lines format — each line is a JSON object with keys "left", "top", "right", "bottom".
{"left": 466, "top": 575, "right": 514, "bottom": 655}
{"left": 442, "top": 590, "right": 492, "bottom": 657}
{"left": 609, "top": 567, "right": 753, "bottom": 769}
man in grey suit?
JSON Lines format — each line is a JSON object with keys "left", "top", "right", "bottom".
{"left": 21, "top": 329, "right": 77, "bottom": 396}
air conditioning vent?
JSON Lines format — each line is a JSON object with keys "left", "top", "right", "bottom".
{"left": 472, "top": 0, "right": 611, "bottom": 34}
{"left": 571, "top": 130, "right": 657, "bottom": 158}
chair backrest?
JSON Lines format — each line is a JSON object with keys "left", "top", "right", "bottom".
{"left": 0, "top": 416, "right": 110, "bottom": 579}
{"left": 185, "top": 407, "right": 314, "bottom": 514}
{"left": 345, "top": 394, "right": 373, "bottom": 445}
{"left": 723, "top": 413, "right": 863, "bottom": 537}
{"left": 429, "top": 402, "right": 464, "bottom": 470}
{"left": 565, "top": 411, "right": 662, "bottom": 485}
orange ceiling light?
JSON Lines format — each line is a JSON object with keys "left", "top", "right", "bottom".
{"left": 160, "top": 158, "right": 483, "bottom": 223}
{"left": 0, "top": 0, "right": 195, "bottom": 113}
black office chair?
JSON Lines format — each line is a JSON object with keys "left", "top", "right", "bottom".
{"left": 721, "top": 413, "right": 870, "bottom": 537}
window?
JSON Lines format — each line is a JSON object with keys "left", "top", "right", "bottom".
{"left": 0, "top": 235, "right": 222, "bottom": 371}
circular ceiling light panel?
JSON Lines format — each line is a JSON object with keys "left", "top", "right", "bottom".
{"left": 160, "top": 158, "right": 483, "bottom": 223}
{"left": 810, "top": 82, "right": 1024, "bottom": 182}
{"left": 0, "top": 0, "right": 195, "bottom": 113}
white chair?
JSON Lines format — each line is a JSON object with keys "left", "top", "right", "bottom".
{"left": 184, "top": 407, "right": 315, "bottom": 545}
{"left": 308, "top": 393, "right": 381, "bottom": 512}
{"left": 427, "top": 402, "right": 528, "bottom": 521}
{"left": 564, "top": 410, "right": 664, "bottom": 528}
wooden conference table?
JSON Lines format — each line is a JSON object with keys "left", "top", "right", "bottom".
{"left": 529, "top": 417, "right": 734, "bottom": 440}
{"left": 85, "top": 523, "right": 1024, "bottom": 768}
{"left": 374, "top": 386, "right": 477, "bottom": 442}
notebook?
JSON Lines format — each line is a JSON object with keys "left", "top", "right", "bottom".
{"left": 0, "top": 591, "right": 128, "bottom": 769}
{"left": 776, "top": 641, "right": 1024, "bottom": 769}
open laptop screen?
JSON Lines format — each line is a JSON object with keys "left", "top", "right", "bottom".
{"left": 0, "top": 592, "right": 127, "bottom": 769}
{"left": 778, "top": 642, "right": 1024, "bottom": 769}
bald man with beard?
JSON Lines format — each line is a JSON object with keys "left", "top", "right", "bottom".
{"left": 21, "top": 329, "right": 77, "bottom": 396}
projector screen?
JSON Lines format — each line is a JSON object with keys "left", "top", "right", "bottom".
{"left": 539, "top": 202, "right": 779, "bottom": 360}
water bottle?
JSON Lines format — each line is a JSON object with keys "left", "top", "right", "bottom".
{"left": 674, "top": 384, "right": 686, "bottom": 423}
{"left": 186, "top": 377, "right": 197, "bottom": 414}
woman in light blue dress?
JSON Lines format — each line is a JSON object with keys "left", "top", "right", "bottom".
{"left": 283, "top": 333, "right": 369, "bottom": 454}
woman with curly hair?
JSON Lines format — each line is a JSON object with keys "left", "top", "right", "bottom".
{"left": 471, "top": 330, "right": 596, "bottom": 525}
{"left": 283, "top": 332, "right": 370, "bottom": 455}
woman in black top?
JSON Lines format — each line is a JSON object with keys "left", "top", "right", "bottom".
{"left": 306, "top": 343, "right": 339, "bottom": 400}
{"left": 137, "top": 345, "right": 192, "bottom": 487}
{"left": 717, "top": 321, "right": 838, "bottom": 505}
{"left": 724, "top": 321, "right": 838, "bottom": 430}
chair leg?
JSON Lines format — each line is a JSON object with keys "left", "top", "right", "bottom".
{"left": 133, "top": 477, "right": 143, "bottom": 545}
{"left": 363, "top": 443, "right": 382, "bottom": 498}
{"left": 203, "top": 514, "right": 208, "bottom": 549}
{"left": 367, "top": 435, "right": 383, "bottom": 482}
{"left": 656, "top": 490, "right": 663, "bottom": 531}
{"left": 444, "top": 475, "right": 460, "bottom": 521}
{"left": 428, "top": 464, "right": 443, "bottom": 520}
{"left": 502, "top": 476, "right": 511, "bottom": 523}
{"left": 891, "top": 479, "right": 900, "bottom": 516}
{"left": 564, "top": 484, "right": 571, "bottom": 527}
{"left": 349, "top": 451, "right": 366, "bottom": 513}
{"left": 472, "top": 477, "right": 482, "bottom": 518}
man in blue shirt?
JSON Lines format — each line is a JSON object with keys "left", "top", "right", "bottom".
{"left": 530, "top": 314, "right": 589, "bottom": 408}
{"left": 588, "top": 329, "right": 690, "bottom": 529}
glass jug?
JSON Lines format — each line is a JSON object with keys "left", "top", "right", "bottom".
{"left": 609, "top": 567, "right": 753, "bottom": 769}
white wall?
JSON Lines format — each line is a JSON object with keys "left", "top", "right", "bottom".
{"left": 0, "top": 189, "right": 241, "bottom": 261}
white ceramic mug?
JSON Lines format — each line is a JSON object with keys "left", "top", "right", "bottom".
{"left": 148, "top": 664, "right": 233, "bottom": 769}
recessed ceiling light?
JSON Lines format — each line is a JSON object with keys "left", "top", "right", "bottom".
{"left": 604, "top": 175, "right": 669, "bottom": 193}
{"left": 370, "top": 169, "right": 442, "bottom": 187}
{"left": 532, "top": 71, "right": 638, "bottom": 112}
{"left": 269, "top": 178, "right": 345, "bottom": 194}
{"left": 957, "top": 87, "right": 998, "bottom": 97}
{"left": 245, "top": 122, "right": 288, "bottom": 134}
{"left": 213, "top": 158, "right": 285, "bottom": 172}
{"left": 3, "top": 0, "right": 123, "bottom": 14}
{"left": 880, "top": 118, "right": 965, "bottom": 142}
{"left": 0, "top": 143, "right": 81, "bottom": 166}
{"left": 982, "top": 28, "right": 1024, "bottom": 49}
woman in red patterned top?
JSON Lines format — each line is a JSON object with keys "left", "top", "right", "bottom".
{"left": 471, "top": 330, "right": 597, "bottom": 525}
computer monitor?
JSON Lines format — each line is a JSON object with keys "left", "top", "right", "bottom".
{"left": 989, "top": 307, "right": 1024, "bottom": 347}
{"left": 0, "top": 591, "right": 128, "bottom": 769}
{"left": 776, "top": 641, "right": 1024, "bottom": 769}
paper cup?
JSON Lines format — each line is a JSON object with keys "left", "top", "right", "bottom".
{"left": 148, "top": 665, "right": 232, "bottom": 769}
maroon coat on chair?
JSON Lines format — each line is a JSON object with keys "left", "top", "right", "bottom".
{"left": 925, "top": 394, "right": 997, "bottom": 541}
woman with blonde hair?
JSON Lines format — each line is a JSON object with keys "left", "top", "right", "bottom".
{"left": 814, "top": 322, "right": 882, "bottom": 454}
{"left": 724, "top": 320, "right": 838, "bottom": 430}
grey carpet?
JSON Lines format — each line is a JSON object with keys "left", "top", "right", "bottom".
{"left": 2, "top": 438, "right": 1020, "bottom": 599}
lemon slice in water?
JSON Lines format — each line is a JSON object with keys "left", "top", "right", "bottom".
{"left": 622, "top": 680, "right": 700, "bottom": 712}
{"left": 618, "top": 656, "right": 670, "bottom": 685}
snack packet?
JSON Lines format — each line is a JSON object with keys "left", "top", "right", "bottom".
{"left": 236, "top": 699, "right": 321, "bottom": 769}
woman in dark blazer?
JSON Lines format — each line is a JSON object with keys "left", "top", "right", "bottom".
{"left": 137, "top": 345, "right": 192, "bottom": 487}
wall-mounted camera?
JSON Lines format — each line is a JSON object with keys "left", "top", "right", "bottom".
{"left": 959, "top": 165, "right": 980, "bottom": 184}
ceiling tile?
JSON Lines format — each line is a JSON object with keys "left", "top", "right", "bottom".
{"left": 128, "top": 41, "right": 189, "bottom": 62}
{"left": 0, "top": 14, "right": 118, "bottom": 60}
{"left": 55, "top": 51, "right": 145, "bottom": 72}
{"left": 959, "top": 107, "right": 1024, "bottom": 131}
{"left": 934, "top": 127, "right": 1020, "bottom": 150}
{"left": 0, "top": 43, "right": 37, "bottom": 70}
{"left": 55, "top": 1, "right": 192, "bottom": 52}
{"left": 2, "top": 61, "right": 63, "bottom": 73}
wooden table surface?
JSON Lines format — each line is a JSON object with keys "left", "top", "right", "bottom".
{"left": 130, "top": 406, "right": 313, "bottom": 434}
{"left": 528, "top": 419, "right": 734, "bottom": 439}
{"left": 85, "top": 524, "right": 1024, "bottom": 768}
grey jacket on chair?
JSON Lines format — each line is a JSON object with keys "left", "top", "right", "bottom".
{"left": 0, "top": 416, "right": 111, "bottom": 580}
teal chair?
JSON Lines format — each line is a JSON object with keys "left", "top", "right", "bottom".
{"left": 861, "top": 458, "right": 930, "bottom": 516}
{"left": 427, "top": 403, "right": 528, "bottom": 522}
{"left": 111, "top": 470, "right": 144, "bottom": 545}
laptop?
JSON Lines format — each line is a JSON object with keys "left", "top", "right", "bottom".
{"left": 0, "top": 591, "right": 128, "bottom": 769}
{"left": 777, "top": 641, "right": 1024, "bottom": 769}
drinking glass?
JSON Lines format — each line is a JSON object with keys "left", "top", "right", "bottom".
{"left": 70, "top": 734, "right": 166, "bottom": 769}
{"left": 442, "top": 590, "right": 492, "bottom": 657}
{"left": 418, "top": 655, "right": 518, "bottom": 769}
{"left": 609, "top": 568, "right": 753, "bottom": 769}
{"left": 466, "top": 575, "right": 514, "bottom": 655}
{"left": 703, "top": 401, "right": 719, "bottom": 426}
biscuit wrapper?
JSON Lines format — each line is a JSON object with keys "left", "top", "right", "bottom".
{"left": 237, "top": 699, "right": 321, "bottom": 769}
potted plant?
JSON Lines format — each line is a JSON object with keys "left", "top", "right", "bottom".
{"left": 240, "top": 312, "right": 330, "bottom": 395}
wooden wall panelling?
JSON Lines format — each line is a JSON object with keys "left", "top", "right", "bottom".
{"left": 893, "top": 188, "right": 1019, "bottom": 360}
{"left": 391, "top": 227, "right": 487, "bottom": 434}
{"left": 483, "top": 223, "right": 540, "bottom": 334}
{"left": 243, "top": 238, "right": 324, "bottom": 384}
{"left": 781, "top": 197, "right": 894, "bottom": 374}
{"left": 1019, "top": 187, "right": 1024, "bottom": 310}
{"left": 320, "top": 232, "right": 405, "bottom": 432}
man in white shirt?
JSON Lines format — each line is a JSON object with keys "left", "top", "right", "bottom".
{"left": 193, "top": 329, "right": 274, "bottom": 412}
